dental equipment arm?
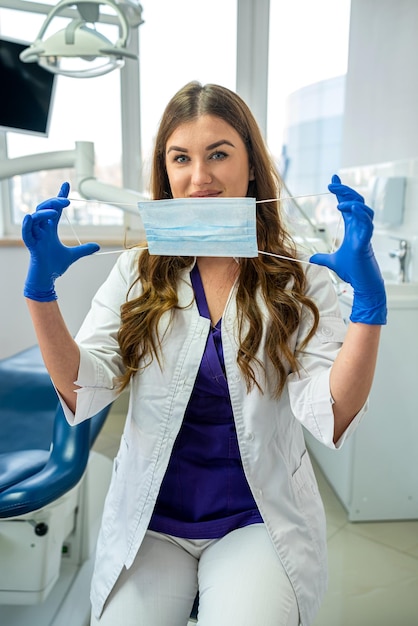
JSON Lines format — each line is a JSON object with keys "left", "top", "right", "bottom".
{"left": 309, "top": 175, "right": 386, "bottom": 443}
{"left": 22, "top": 183, "right": 99, "bottom": 412}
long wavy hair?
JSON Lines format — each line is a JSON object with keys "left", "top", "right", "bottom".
{"left": 117, "top": 82, "right": 319, "bottom": 396}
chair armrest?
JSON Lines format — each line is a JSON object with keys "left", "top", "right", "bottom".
{"left": 0, "top": 450, "right": 49, "bottom": 492}
{"left": 0, "top": 405, "right": 90, "bottom": 518}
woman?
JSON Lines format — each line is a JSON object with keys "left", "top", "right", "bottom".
{"left": 22, "top": 82, "right": 386, "bottom": 626}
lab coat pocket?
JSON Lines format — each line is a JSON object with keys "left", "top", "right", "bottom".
{"left": 291, "top": 450, "right": 318, "bottom": 494}
{"left": 291, "top": 450, "right": 326, "bottom": 559}
{"left": 100, "top": 434, "right": 129, "bottom": 542}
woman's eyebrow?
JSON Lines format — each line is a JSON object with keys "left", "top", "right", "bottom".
{"left": 167, "top": 139, "right": 236, "bottom": 154}
{"left": 206, "top": 140, "right": 235, "bottom": 150}
{"left": 167, "top": 145, "right": 188, "bottom": 154}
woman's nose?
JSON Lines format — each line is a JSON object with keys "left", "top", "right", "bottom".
{"left": 191, "top": 161, "right": 212, "bottom": 185}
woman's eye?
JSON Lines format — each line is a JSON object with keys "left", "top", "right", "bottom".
{"left": 210, "top": 151, "right": 227, "bottom": 161}
{"left": 173, "top": 154, "right": 189, "bottom": 164}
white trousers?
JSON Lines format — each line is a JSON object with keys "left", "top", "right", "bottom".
{"left": 90, "top": 524, "right": 300, "bottom": 626}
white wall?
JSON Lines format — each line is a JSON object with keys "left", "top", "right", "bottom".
{"left": 340, "top": 0, "right": 418, "bottom": 284}
{"left": 343, "top": 0, "right": 418, "bottom": 167}
{"left": 0, "top": 245, "right": 118, "bottom": 359}
{"left": 340, "top": 159, "right": 418, "bottom": 284}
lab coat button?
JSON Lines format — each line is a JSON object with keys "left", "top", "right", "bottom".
{"left": 320, "top": 326, "right": 333, "bottom": 337}
{"left": 246, "top": 432, "right": 254, "bottom": 441}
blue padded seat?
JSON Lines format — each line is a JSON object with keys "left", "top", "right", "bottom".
{"left": 0, "top": 346, "right": 112, "bottom": 518}
{"left": 0, "top": 345, "right": 57, "bottom": 454}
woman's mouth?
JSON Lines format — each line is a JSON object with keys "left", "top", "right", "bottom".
{"left": 189, "top": 191, "right": 221, "bottom": 198}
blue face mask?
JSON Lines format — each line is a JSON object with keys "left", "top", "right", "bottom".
{"left": 137, "top": 197, "right": 258, "bottom": 257}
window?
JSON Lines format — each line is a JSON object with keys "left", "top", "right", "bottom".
{"left": 267, "top": 0, "right": 351, "bottom": 244}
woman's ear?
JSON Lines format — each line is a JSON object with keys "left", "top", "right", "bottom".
{"left": 249, "top": 165, "right": 255, "bottom": 181}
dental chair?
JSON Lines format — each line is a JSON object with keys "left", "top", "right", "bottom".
{"left": 0, "top": 346, "right": 114, "bottom": 626}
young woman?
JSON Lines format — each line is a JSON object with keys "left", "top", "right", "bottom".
{"left": 22, "top": 82, "right": 386, "bottom": 626}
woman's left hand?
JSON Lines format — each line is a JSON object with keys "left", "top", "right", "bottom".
{"left": 310, "top": 174, "right": 386, "bottom": 325}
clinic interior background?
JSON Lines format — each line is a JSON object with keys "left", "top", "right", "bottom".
{"left": 2, "top": 0, "right": 418, "bottom": 361}
{"left": 0, "top": 2, "right": 417, "bottom": 624}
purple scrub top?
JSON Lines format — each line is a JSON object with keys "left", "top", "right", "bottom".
{"left": 149, "top": 264, "right": 263, "bottom": 539}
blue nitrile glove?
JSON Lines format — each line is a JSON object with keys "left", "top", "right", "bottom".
{"left": 22, "top": 182, "right": 100, "bottom": 301}
{"left": 309, "top": 174, "right": 387, "bottom": 325}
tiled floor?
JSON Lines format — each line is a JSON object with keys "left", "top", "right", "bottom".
{"left": 310, "top": 459, "right": 418, "bottom": 626}
{"left": 94, "top": 402, "right": 418, "bottom": 626}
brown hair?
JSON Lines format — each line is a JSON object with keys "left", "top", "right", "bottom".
{"left": 117, "top": 82, "right": 319, "bottom": 396}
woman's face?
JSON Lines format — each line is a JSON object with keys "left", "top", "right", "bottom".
{"left": 165, "top": 114, "right": 254, "bottom": 199}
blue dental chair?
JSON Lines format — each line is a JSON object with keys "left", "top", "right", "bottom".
{"left": 0, "top": 346, "right": 114, "bottom": 625}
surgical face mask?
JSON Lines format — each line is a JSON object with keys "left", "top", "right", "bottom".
{"left": 137, "top": 197, "right": 258, "bottom": 257}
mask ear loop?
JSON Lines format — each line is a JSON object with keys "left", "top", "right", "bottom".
{"left": 330, "top": 213, "right": 343, "bottom": 253}
{"left": 63, "top": 209, "right": 83, "bottom": 245}
{"left": 63, "top": 203, "right": 147, "bottom": 256}
{"left": 256, "top": 192, "right": 334, "bottom": 264}
{"left": 257, "top": 250, "right": 313, "bottom": 265}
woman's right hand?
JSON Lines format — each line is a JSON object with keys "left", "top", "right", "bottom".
{"left": 22, "top": 182, "right": 100, "bottom": 301}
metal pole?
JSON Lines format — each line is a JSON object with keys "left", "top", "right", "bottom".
{"left": 120, "top": 24, "right": 143, "bottom": 192}
{"left": 236, "top": 0, "right": 270, "bottom": 137}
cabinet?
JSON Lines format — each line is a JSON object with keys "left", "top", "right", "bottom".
{"left": 305, "top": 283, "right": 418, "bottom": 521}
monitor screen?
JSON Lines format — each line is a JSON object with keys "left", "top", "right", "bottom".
{"left": 0, "top": 37, "right": 56, "bottom": 137}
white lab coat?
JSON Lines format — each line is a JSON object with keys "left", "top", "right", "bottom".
{"left": 62, "top": 249, "right": 365, "bottom": 625}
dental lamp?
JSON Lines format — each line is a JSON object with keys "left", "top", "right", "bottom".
{"left": 19, "top": 0, "right": 142, "bottom": 78}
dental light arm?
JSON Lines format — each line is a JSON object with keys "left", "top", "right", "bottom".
{"left": 18, "top": 0, "right": 142, "bottom": 79}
